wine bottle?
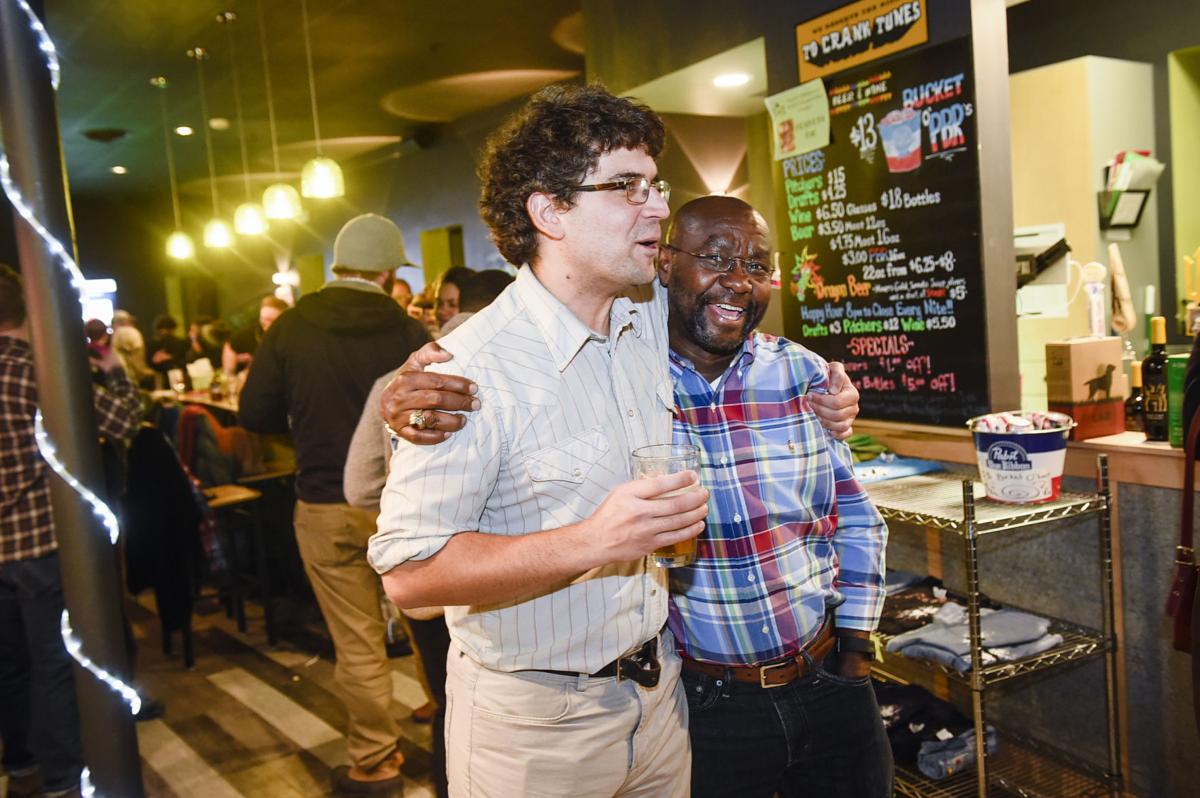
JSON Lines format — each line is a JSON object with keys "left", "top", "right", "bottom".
{"left": 1124, "top": 360, "right": 1144, "bottom": 432}
{"left": 1143, "top": 316, "right": 1168, "bottom": 441}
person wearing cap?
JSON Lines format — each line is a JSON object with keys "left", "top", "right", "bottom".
{"left": 239, "top": 213, "right": 429, "bottom": 797}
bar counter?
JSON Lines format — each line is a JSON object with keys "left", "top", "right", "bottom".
{"left": 855, "top": 420, "right": 1197, "bottom": 798}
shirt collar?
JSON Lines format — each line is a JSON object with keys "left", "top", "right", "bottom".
{"left": 513, "top": 266, "right": 643, "bottom": 372}
{"left": 669, "top": 334, "right": 758, "bottom": 381}
{"left": 323, "top": 277, "right": 386, "bottom": 295}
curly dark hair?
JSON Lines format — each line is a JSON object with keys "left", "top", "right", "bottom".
{"left": 478, "top": 83, "right": 665, "bottom": 267}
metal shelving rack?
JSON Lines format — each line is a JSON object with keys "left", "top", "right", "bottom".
{"left": 866, "top": 455, "right": 1122, "bottom": 798}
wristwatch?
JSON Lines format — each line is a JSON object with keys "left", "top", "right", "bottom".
{"left": 836, "top": 634, "right": 875, "bottom": 661}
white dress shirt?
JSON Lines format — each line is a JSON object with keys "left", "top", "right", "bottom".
{"left": 369, "top": 266, "right": 674, "bottom": 673}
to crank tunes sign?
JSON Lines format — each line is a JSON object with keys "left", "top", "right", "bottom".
{"left": 797, "top": 0, "right": 928, "bottom": 82}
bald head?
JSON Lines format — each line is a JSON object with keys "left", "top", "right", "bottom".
{"left": 666, "top": 196, "right": 769, "bottom": 249}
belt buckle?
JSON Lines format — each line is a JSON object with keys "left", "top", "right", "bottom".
{"left": 618, "top": 640, "right": 661, "bottom": 688}
{"left": 758, "top": 658, "right": 791, "bottom": 689}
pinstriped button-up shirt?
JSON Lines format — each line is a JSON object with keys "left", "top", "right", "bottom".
{"left": 369, "top": 266, "right": 674, "bottom": 673}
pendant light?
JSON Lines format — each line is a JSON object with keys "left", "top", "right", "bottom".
{"left": 298, "top": 0, "right": 344, "bottom": 198}
{"left": 152, "top": 76, "right": 195, "bottom": 260}
{"left": 256, "top": 0, "right": 302, "bottom": 219}
{"left": 189, "top": 47, "right": 232, "bottom": 248}
{"left": 217, "top": 11, "right": 267, "bottom": 235}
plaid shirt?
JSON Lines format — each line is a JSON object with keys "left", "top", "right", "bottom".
{"left": 1, "top": 335, "right": 142, "bottom": 564}
{"left": 667, "top": 333, "right": 887, "bottom": 665}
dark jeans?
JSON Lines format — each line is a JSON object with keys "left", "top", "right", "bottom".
{"left": 0, "top": 554, "right": 83, "bottom": 792}
{"left": 407, "top": 615, "right": 451, "bottom": 798}
{"left": 685, "top": 654, "right": 893, "bottom": 798}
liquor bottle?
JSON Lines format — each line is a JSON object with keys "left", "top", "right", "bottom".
{"left": 1142, "top": 316, "right": 1168, "bottom": 441}
{"left": 1124, "top": 360, "right": 1144, "bottom": 432}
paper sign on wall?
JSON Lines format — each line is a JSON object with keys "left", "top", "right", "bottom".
{"left": 797, "top": 0, "right": 928, "bottom": 82}
{"left": 765, "top": 79, "right": 830, "bottom": 161}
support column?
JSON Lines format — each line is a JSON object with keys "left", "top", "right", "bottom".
{"left": 0, "top": 1, "right": 143, "bottom": 795}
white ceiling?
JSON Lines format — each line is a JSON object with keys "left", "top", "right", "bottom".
{"left": 623, "top": 38, "right": 768, "bottom": 118}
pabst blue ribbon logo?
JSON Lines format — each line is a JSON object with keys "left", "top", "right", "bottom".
{"left": 986, "top": 441, "right": 1030, "bottom": 471}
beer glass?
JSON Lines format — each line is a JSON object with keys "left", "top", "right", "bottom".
{"left": 632, "top": 443, "right": 703, "bottom": 568}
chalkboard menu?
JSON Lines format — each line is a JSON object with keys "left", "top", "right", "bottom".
{"left": 776, "top": 36, "right": 987, "bottom": 425}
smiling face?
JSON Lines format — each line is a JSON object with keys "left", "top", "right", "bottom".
{"left": 436, "top": 282, "right": 460, "bottom": 326}
{"left": 552, "top": 147, "right": 670, "bottom": 293}
{"left": 659, "top": 196, "right": 772, "bottom": 379}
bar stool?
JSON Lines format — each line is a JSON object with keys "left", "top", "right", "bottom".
{"left": 203, "top": 484, "right": 278, "bottom": 646}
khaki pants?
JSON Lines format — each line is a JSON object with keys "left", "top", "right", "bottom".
{"left": 444, "top": 632, "right": 690, "bottom": 798}
{"left": 294, "top": 500, "right": 399, "bottom": 770}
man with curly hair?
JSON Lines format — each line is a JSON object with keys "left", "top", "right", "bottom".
{"left": 369, "top": 84, "right": 707, "bottom": 797}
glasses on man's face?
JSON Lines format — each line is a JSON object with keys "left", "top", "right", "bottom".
{"left": 661, "top": 244, "right": 773, "bottom": 281}
{"left": 571, "top": 176, "right": 671, "bottom": 205}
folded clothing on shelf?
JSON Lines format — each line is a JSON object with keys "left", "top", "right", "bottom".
{"left": 884, "top": 569, "right": 927, "bottom": 595}
{"left": 885, "top": 603, "right": 1063, "bottom": 672}
{"left": 874, "top": 681, "right": 975, "bottom": 766}
{"left": 878, "top": 578, "right": 947, "bottom": 635}
{"left": 918, "top": 726, "right": 1000, "bottom": 780}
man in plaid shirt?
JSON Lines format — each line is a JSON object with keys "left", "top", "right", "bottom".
{"left": 0, "top": 264, "right": 142, "bottom": 798}
{"left": 658, "top": 196, "right": 890, "bottom": 798}
{"left": 383, "top": 195, "right": 889, "bottom": 796}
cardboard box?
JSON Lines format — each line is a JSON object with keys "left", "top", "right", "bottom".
{"left": 1045, "top": 336, "right": 1127, "bottom": 404}
{"left": 1049, "top": 399, "right": 1125, "bottom": 440}
{"left": 1168, "top": 354, "right": 1188, "bottom": 448}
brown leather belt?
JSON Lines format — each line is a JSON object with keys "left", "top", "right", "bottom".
{"left": 680, "top": 622, "right": 837, "bottom": 689}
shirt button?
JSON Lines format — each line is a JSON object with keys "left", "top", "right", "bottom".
{"left": 573, "top": 468, "right": 583, "bottom": 478}
{"left": 733, "top": 513, "right": 742, "bottom": 523}
{"left": 747, "top": 574, "right": 756, "bottom": 583}
{"left": 762, "top": 625, "right": 770, "bottom": 634}
{"left": 627, "top": 409, "right": 635, "bottom": 417}
{"left": 720, "top": 456, "right": 728, "bottom": 465}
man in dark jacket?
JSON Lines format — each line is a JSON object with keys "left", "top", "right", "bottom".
{"left": 239, "top": 214, "right": 429, "bottom": 797}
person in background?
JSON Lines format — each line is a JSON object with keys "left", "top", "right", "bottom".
{"left": 148, "top": 314, "right": 190, "bottom": 378}
{"left": 222, "top": 295, "right": 288, "bottom": 376}
{"left": 111, "top": 309, "right": 136, "bottom": 331}
{"left": 406, "top": 292, "right": 438, "bottom": 337}
{"left": 0, "top": 265, "right": 143, "bottom": 798}
{"left": 344, "top": 265, "right": 514, "bottom": 798}
{"left": 187, "top": 318, "right": 230, "bottom": 368}
{"left": 433, "top": 266, "right": 474, "bottom": 329}
{"left": 84, "top": 318, "right": 110, "bottom": 358}
{"left": 238, "top": 214, "right": 429, "bottom": 797}
{"left": 110, "top": 326, "right": 157, "bottom": 391}
{"left": 436, "top": 269, "right": 514, "bottom": 337}
{"left": 390, "top": 278, "right": 413, "bottom": 311}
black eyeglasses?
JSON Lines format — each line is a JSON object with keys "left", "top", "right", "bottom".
{"left": 660, "top": 244, "right": 773, "bottom": 281}
{"left": 571, "top": 177, "right": 671, "bottom": 205}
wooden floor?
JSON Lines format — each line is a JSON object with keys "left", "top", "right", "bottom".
{"left": 108, "top": 595, "right": 434, "bottom": 798}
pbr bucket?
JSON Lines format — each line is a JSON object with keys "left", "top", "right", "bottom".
{"left": 967, "top": 412, "right": 1076, "bottom": 504}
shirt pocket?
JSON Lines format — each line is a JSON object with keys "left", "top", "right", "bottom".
{"left": 524, "top": 428, "right": 610, "bottom": 485}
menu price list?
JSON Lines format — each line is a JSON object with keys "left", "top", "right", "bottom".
{"left": 776, "top": 36, "right": 988, "bottom": 425}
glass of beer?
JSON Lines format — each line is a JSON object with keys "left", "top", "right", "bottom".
{"left": 632, "top": 443, "right": 703, "bottom": 568}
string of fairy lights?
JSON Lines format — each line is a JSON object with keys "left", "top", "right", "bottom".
{"left": 1, "top": 1, "right": 142, "bottom": 795}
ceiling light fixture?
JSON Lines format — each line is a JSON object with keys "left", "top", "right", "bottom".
{"left": 209, "top": 117, "right": 231, "bottom": 130}
{"left": 298, "top": 0, "right": 344, "bottom": 199}
{"left": 189, "top": 47, "right": 232, "bottom": 249}
{"left": 218, "top": 10, "right": 267, "bottom": 236}
{"left": 256, "top": 0, "right": 302, "bottom": 220}
{"left": 713, "top": 72, "right": 752, "bottom": 88}
{"left": 110, "top": 165, "right": 127, "bottom": 175}
{"left": 174, "top": 125, "right": 194, "bottom": 136}
{"left": 152, "top": 76, "right": 195, "bottom": 260}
